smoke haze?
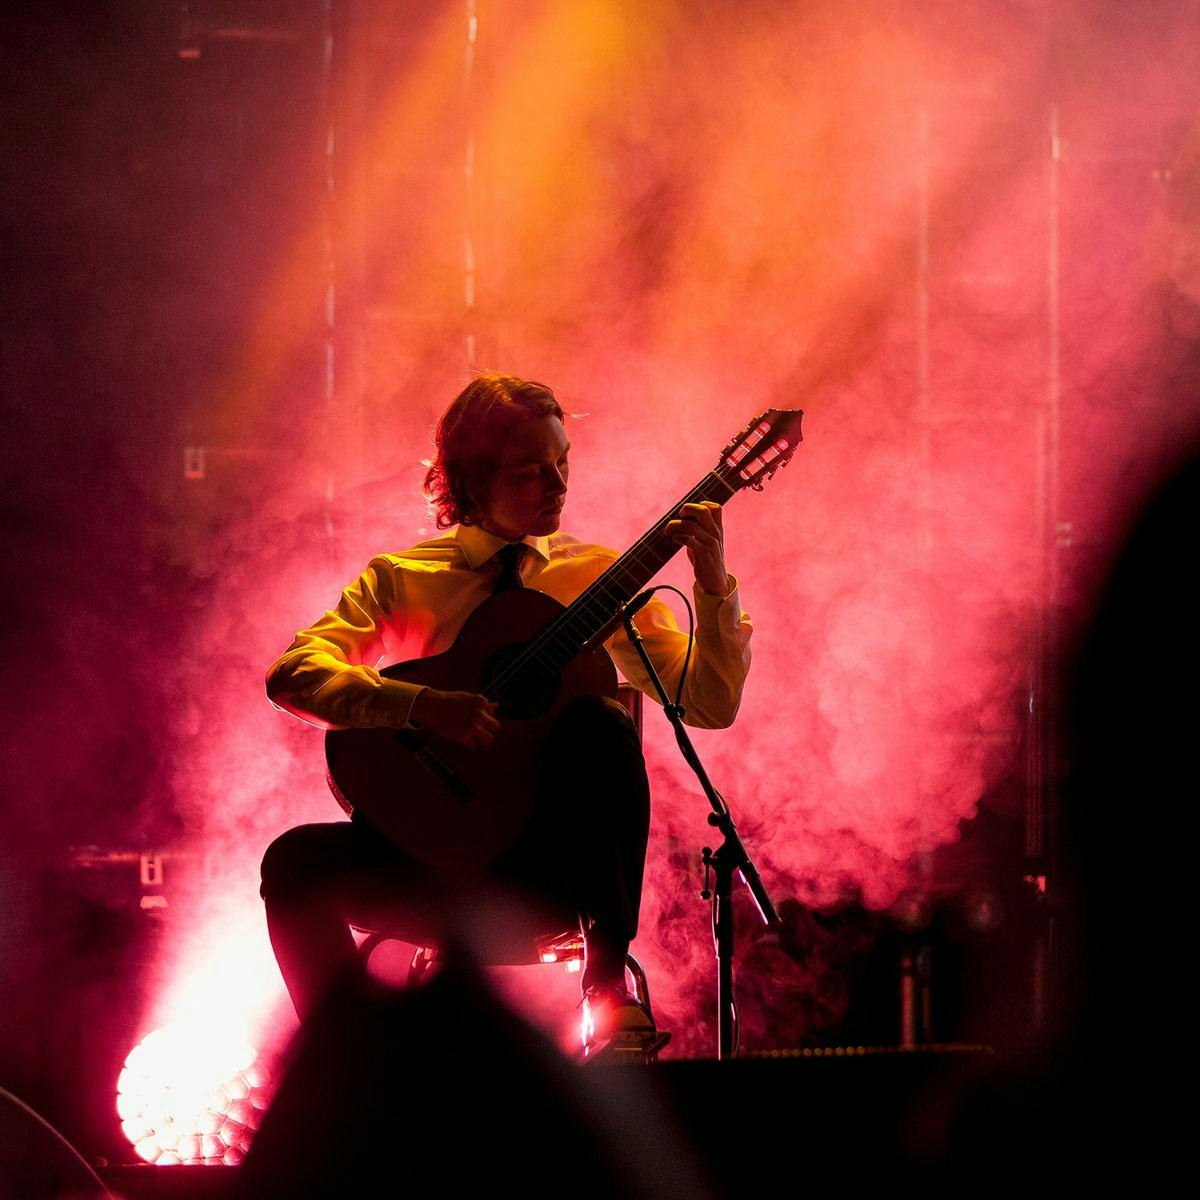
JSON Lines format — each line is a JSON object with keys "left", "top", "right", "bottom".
{"left": 4, "top": 0, "right": 1199, "bottom": 1074}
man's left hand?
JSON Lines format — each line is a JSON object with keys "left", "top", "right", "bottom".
{"left": 666, "top": 501, "right": 729, "bottom": 595}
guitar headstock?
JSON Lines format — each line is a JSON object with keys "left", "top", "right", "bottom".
{"left": 716, "top": 409, "right": 804, "bottom": 493}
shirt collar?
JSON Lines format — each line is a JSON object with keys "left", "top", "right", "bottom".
{"left": 454, "top": 523, "right": 551, "bottom": 570}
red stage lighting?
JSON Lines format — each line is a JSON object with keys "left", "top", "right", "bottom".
{"left": 115, "top": 1026, "right": 272, "bottom": 1165}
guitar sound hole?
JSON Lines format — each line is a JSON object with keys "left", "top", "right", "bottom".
{"left": 482, "top": 642, "right": 560, "bottom": 719}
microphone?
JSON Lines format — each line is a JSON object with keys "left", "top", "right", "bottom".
{"left": 619, "top": 588, "right": 657, "bottom": 621}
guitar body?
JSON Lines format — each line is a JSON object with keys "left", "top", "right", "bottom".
{"left": 325, "top": 587, "right": 619, "bottom": 870}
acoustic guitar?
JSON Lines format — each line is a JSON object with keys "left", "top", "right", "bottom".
{"left": 325, "top": 408, "right": 803, "bottom": 870}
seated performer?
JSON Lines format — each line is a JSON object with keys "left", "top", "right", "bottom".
{"left": 261, "top": 373, "right": 752, "bottom": 1040}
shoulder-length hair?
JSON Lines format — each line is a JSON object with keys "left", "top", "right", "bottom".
{"left": 423, "top": 373, "right": 563, "bottom": 529}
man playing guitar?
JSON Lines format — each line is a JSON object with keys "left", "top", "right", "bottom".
{"left": 261, "top": 373, "right": 753, "bottom": 1042}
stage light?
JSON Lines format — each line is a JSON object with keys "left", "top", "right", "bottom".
{"left": 537, "top": 950, "right": 582, "bottom": 973}
{"left": 115, "top": 1025, "right": 272, "bottom": 1166}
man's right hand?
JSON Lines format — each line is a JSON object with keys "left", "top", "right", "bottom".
{"left": 409, "top": 688, "right": 500, "bottom": 748}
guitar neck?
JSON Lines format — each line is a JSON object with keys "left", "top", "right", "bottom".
{"left": 546, "top": 470, "right": 735, "bottom": 661}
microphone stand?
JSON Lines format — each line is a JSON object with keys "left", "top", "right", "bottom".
{"left": 620, "top": 599, "right": 779, "bottom": 1060}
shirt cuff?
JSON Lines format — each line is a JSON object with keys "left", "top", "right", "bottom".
{"left": 378, "top": 678, "right": 426, "bottom": 728}
{"left": 694, "top": 572, "right": 741, "bottom": 621}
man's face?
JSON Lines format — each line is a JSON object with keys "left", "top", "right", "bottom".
{"left": 476, "top": 414, "right": 570, "bottom": 540}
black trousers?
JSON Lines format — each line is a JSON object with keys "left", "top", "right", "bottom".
{"left": 261, "top": 695, "right": 651, "bottom": 1019}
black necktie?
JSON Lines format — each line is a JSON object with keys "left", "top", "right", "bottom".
{"left": 492, "top": 543, "right": 528, "bottom": 593}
